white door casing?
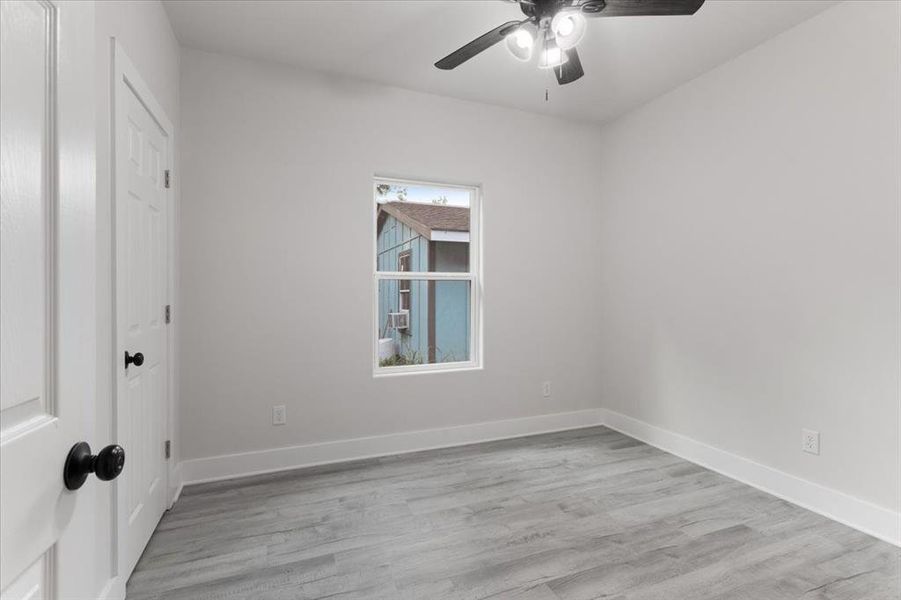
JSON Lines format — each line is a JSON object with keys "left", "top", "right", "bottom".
{"left": 112, "top": 44, "right": 172, "bottom": 580}
{"left": 0, "top": 1, "right": 97, "bottom": 598}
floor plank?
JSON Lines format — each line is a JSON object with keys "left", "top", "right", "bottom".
{"left": 126, "top": 427, "right": 900, "bottom": 600}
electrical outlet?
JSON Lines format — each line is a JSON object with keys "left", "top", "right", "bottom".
{"left": 272, "top": 405, "right": 287, "bottom": 426}
{"left": 802, "top": 429, "right": 819, "bottom": 455}
{"left": 542, "top": 381, "right": 551, "bottom": 398}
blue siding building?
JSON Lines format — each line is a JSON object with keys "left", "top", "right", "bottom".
{"left": 376, "top": 202, "right": 470, "bottom": 364}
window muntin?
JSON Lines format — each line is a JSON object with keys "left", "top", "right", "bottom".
{"left": 374, "top": 178, "right": 480, "bottom": 375}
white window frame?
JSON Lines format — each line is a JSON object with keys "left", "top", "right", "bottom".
{"left": 373, "top": 176, "right": 482, "bottom": 376}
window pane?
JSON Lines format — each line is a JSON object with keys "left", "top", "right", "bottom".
{"left": 377, "top": 279, "right": 471, "bottom": 367}
{"left": 375, "top": 182, "right": 470, "bottom": 273}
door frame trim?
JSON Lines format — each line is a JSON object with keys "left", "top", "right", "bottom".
{"left": 109, "top": 39, "right": 178, "bottom": 586}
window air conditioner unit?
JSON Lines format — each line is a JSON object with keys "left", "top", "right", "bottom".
{"left": 388, "top": 311, "right": 409, "bottom": 330}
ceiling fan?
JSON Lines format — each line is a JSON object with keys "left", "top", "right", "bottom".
{"left": 435, "top": 0, "right": 706, "bottom": 85}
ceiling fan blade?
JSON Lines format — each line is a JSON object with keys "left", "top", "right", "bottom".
{"left": 555, "top": 48, "right": 584, "bottom": 85}
{"left": 582, "top": 0, "right": 705, "bottom": 17}
{"left": 435, "top": 21, "right": 524, "bottom": 70}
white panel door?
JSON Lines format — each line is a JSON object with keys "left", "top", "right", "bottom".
{"left": 115, "top": 59, "right": 170, "bottom": 579}
{"left": 0, "top": 1, "right": 98, "bottom": 598}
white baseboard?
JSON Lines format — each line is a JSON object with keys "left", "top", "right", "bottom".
{"left": 168, "top": 462, "right": 184, "bottom": 509}
{"left": 601, "top": 408, "right": 901, "bottom": 547}
{"left": 97, "top": 575, "right": 125, "bottom": 600}
{"left": 181, "top": 408, "right": 606, "bottom": 485}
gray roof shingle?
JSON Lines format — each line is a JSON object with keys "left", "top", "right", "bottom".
{"left": 379, "top": 201, "right": 469, "bottom": 236}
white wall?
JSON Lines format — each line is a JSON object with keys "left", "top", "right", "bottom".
{"left": 595, "top": 0, "right": 900, "bottom": 512}
{"left": 177, "top": 48, "right": 606, "bottom": 462}
{"left": 94, "top": 1, "right": 179, "bottom": 596}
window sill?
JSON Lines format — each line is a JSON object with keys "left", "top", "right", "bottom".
{"left": 373, "top": 362, "right": 483, "bottom": 378}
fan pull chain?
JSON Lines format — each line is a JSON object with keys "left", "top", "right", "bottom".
{"left": 545, "top": 88, "right": 549, "bottom": 102}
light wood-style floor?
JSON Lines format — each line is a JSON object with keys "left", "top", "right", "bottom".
{"left": 127, "top": 427, "right": 900, "bottom": 599}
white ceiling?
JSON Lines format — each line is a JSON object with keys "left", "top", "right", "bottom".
{"left": 162, "top": 0, "right": 838, "bottom": 124}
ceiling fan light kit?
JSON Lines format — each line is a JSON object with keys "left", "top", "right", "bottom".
{"left": 435, "top": 0, "right": 706, "bottom": 85}
{"left": 550, "top": 10, "right": 587, "bottom": 49}
{"left": 537, "top": 32, "right": 568, "bottom": 69}
{"left": 505, "top": 26, "right": 536, "bottom": 61}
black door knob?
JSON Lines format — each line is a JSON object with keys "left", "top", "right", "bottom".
{"left": 63, "top": 442, "right": 126, "bottom": 491}
{"left": 125, "top": 351, "right": 144, "bottom": 368}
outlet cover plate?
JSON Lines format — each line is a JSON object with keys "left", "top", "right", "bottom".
{"left": 542, "top": 381, "right": 551, "bottom": 398}
{"left": 272, "top": 405, "right": 287, "bottom": 426}
{"left": 802, "top": 429, "right": 820, "bottom": 455}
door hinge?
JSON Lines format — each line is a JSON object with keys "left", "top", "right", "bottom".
{"left": 165, "top": 440, "right": 171, "bottom": 460}
{"left": 165, "top": 304, "right": 171, "bottom": 324}
{"left": 164, "top": 169, "right": 171, "bottom": 189}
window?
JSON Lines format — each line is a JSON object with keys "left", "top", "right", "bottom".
{"left": 374, "top": 177, "right": 481, "bottom": 374}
